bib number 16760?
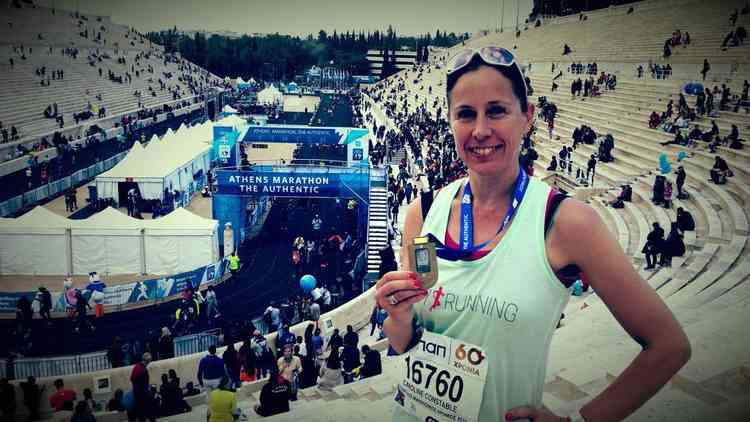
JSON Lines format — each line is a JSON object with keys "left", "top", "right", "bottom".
{"left": 405, "top": 355, "right": 464, "bottom": 402}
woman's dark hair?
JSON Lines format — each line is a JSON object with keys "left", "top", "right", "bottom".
{"left": 446, "top": 54, "right": 529, "bottom": 113}
{"left": 73, "top": 401, "right": 89, "bottom": 416}
{"left": 268, "top": 367, "right": 280, "bottom": 385}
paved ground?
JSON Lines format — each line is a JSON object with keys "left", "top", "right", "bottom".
{"left": 283, "top": 94, "right": 320, "bottom": 113}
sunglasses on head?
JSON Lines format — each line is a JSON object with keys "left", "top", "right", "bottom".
{"left": 446, "top": 46, "right": 527, "bottom": 97}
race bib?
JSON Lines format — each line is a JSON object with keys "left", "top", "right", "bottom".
{"left": 394, "top": 331, "right": 488, "bottom": 422}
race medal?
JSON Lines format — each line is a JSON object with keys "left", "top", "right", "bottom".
{"left": 394, "top": 331, "right": 488, "bottom": 422}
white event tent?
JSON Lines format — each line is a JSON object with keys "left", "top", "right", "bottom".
{"left": 95, "top": 121, "right": 214, "bottom": 201}
{"left": 257, "top": 85, "right": 283, "bottom": 105}
{"left": 143, "top": 208, "right": 220, "bottom": 275}
{"left": 70, "top": 207, "right": 145, "bottom": 275}
{"left": 0, "top": 206, "right": 70, "bottom": 275}
{"left": 0, "top": 206, "right": 219, "bottom": 276}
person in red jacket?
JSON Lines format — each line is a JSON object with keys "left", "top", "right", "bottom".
{"left": 49, "top": 379, "right": 77, "bottom": 412}
{"left": 130, "top": 352, "right": 154, "bottom": 422}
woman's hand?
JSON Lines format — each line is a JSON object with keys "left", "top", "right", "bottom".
{"left": 375, "top": 270, "right": 427, "bottom": 324}
{"left": 505, "top": 406, "right": 569, "bottom": 422}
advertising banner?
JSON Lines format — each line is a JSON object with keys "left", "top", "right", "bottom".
{"left": 212, "top": 126, "right": 240, "bottom": 166}
{"left": 215, "top": 170, "right": 343, "bottom": 197}
{"left": 243, "top": 126, "right": 341, "bottom": 144}
{"left": 0, "top": 259, "right": 227, "bottom": 313}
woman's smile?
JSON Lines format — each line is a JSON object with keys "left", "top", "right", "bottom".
{"left": 466, "top": 143, "right": 504, "bottom": 158}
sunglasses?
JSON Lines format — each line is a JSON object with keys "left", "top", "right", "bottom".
{"left": 446, "top": 46, "right": 527, "bottom": 97}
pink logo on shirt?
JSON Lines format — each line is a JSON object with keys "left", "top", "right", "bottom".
{"left": 429, "top": 287, "right": 445, "bottom": 311}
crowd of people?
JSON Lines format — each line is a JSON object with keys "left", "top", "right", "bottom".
{"left": 568, "top": 72, "right": 615, "bottom": 99}
{"left": 3, "top": 29, "right": 226, "bottom": 168}
{"left": 4, "top": 316, "right": 385, "bottom": 421}
{"left": 663, "top": 29, "right": 691, "bottom": 58}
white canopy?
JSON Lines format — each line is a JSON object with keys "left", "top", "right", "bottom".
{"left": 222, "top": 105, "right": 238, "bottom": 114}
{"left": 0, "top": 206, "right": 69, "bottom": 275}
{"left": 69, "top": 207, "right": 145, "bottom": 274}
{"left": 216, "top": 114, "right": 246, "bottom": 130}
{"left": 95, "top": 123, "right": 213, "bottom": 200}
{"left": 0, "top": 207, "right": 218, "bottom": 276}
{"left": 257, "top": 85, "right": 283, "bottom": 105}
{"left": 13, "top": 206, "right": 70, "bottom": 234}
{"left": 143, "top": 208, "right": 219, "bottom": 274}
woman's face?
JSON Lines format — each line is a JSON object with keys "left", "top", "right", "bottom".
{"left": 449, "top": 65, "right": 533, "bottom": 177}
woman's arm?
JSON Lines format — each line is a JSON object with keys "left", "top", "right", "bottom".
{"left": 550, "top": 200, "right": 691, "bottom": 421}
{"left": 379, "top": 197, "right": 427, "bottom": 354}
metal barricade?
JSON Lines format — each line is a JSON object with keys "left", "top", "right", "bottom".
{"left": 173, "top": 331, "right": 220, "bottom": 357}
{"left": 48, "top": 179, "right": 64, "bottom": 197}
{"left": 0, "top": 196, "right": 20, "bottom": 215}
{"left": 71, "top": 170, "right": 84, "bottom": 185}
{"left": 12, "top": 352, "right": 110, "bottom": 379}
{"left": 252, "top": 316, "right": 269, "bottom": 335}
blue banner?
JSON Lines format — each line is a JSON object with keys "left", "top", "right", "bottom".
{"left": 212, "top": 126, "right": 240, "bottom": 166}
{"left": 243, "top": 126, "right": 343, "bottom": 144}
{"left": 215, "top": 170, "right": 342, "bottom": 197}
{"left": 0, "top": 260, "right": 228, "bottom": 313}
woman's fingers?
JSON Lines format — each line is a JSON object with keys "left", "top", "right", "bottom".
{"left": 376, "top": 271, "right": 420, "bottom": 289}
{"left": 391, "top": 290, "right": 429, "bottom": 308}
{"left": 375, "top": 270, "right": 428, "bottom": 315}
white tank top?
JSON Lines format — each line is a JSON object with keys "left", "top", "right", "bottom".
{"left": 393, "top": 176, "right": 569, "bottom": 422}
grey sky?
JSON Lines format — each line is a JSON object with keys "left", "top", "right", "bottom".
{"left": 44, "top": 0, "right": 533, "bottom": 37}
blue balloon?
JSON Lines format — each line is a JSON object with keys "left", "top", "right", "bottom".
{"left": 300, "top": 274, "right": 316, "bottom": 292}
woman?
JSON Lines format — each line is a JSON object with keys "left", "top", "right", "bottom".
{"left": 158, "top": 327, "right": 173, "bottom": 360}
{"left": 106, "top": 389, "right": 126, "bottom": 412}
{"left": 546, "top": 155, "right": 557, "bottom": 171}
{"left": 223, "top": 342, "right": 241, "bottom": 389}
{"left": 660, "top": 222, "right": 686, "bottom": 267}
{"left": 82, "top": 388, "right": 100, "bottom": 412}
{"left": 168, "top": 369, "right": 180, "bottom": 389}
{"left": 298, "top": 353, "right": 320, "bottom": 389}
{"left": 710, "top": 156, "right": 731, "bottom": 184}
{"left": 317, "top": 347, "right": 344, "bottom": 391}
{"left": 207, "top": 376, "right": 238, "bottom": 422}
{"left": 239, "top": 338, "right": 255, "bottom": 382}
{"left": 277, "top": 345, "right": 302, "bottom": 399}
{"left": 311, "top": 328, "right": 324, "bottom": 357}
{"left": 71, "top": 401, "right": 96, "bottom": 422}
{"left": 663, "top": 180, "right": 673, "bottom": 209}
{"left": 375, "top": 46, "right": 690, "bottom": 422}
{"left": 254, "top": 368, "right": 291, "bottom": 417}
{"left": 303, "top": 323, "right": 315, "bottom": 358}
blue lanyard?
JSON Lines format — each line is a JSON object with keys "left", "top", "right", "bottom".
{"left": 455, "top": 169, "right": 529, "bottom": 253}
